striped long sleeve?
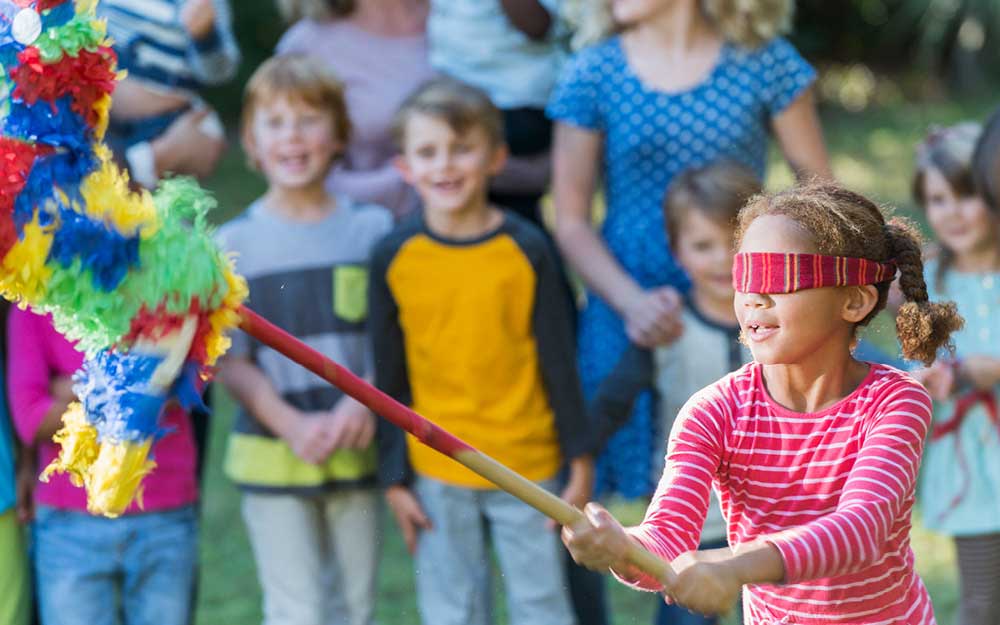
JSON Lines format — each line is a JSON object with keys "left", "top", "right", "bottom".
{"left": 620, "top": 363, "right": 937, "bottom": 625}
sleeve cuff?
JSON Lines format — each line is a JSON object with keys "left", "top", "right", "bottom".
{"left": 192, "top": 26, "right": 222, "bottom": 52}
{"left": 125, "top": 141, "right": 158, "bottom": 189}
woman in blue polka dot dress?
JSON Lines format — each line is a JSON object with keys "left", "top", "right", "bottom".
{"left": 548, "top": 0, "right": 832, "bottom": 499}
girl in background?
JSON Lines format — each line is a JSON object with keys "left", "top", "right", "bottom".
{"left": 913, "top": 122, "right": 1000, "bottom": 625}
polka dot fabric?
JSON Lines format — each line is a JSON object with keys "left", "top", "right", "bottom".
{"left": 547, "top": 36, "right": 816, "bottom": 498}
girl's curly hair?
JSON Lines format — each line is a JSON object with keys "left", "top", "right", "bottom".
{"left": 564, "top": 0, "right": 793, "bottom": 50}
{"left": 735, "top": 183, "right": 964, "bottom": 366}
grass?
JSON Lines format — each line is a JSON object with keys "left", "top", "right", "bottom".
{"left": 193, "top": 94, "right": 995, "bottom": 624}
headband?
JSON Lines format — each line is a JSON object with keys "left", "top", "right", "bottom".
{"left": 732, "top": 252, "right": 896, "bottom": 294}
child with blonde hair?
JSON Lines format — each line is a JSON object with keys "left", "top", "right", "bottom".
{"left": 217, "top": 54, "right": 392, "bottom": 625}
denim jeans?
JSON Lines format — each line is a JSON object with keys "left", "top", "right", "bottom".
{"left": 33, "top": 505, "right": 198, "bottom": 625}
{"left": 413, "top": 477, "right": 574, "bottom": 625}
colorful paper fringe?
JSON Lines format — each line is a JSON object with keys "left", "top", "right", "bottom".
{"left": 0, "top": 0, "right": 247, "bottom": 516}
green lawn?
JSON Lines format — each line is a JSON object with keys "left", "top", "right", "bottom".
{"left": 194, "top": 95, "right": 996, "bottom": 624}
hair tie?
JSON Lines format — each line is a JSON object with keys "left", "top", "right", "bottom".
{"left": 733, "top": 252, "right": 896, "bottom": 294}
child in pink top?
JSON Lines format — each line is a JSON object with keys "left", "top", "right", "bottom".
{"left": 7, "top": 307, "right": 199, "bottom": 625}
{"left": 563, "top": 184, "right": 963, "bottom": 624}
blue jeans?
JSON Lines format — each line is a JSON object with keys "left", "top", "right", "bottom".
{"left": 33, "top": 505, "right": 198, "bottom": 625}
{"left": 413, "top": 477, "right": 575, "bottom": 625}
{"left": 654, "top": 539, "right": 740, "bottom": 625}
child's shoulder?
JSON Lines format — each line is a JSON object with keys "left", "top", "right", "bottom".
{"left": 215, "top": 201, "right": 264, "bottom": 248}
{"left": 683, "top": 362, "right": 758, "bottom": 413}
{"left": 341, "top": 197, "right": 394, "bottom": 238}
{"left": 370, "top": 213, "right": 425, "bottom": 267}
{"left": 500, "top": 211, "right": 550, "bottom": 249}
{"left": 864, "top": 362, "right": 929, "bottom": 399}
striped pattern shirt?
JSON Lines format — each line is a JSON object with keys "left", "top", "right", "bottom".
{"left": 625, "top": 362, "right": 936, "bottom": 624}
{"left": 98, "top": 0, "right": 240, "bottom": 93}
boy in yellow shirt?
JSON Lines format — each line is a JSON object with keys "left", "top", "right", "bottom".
{"left": 371, "top": 78, "right": 593, "bottom": 625}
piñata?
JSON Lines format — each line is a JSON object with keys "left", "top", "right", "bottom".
{"left": 0, "top": 0, "right": 247, "bottom": 517}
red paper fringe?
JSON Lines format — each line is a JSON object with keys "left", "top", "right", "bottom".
{"left": 0, "top": 137, "right": 50, "bottom": 257}
{"left": 121, "top": 298, "right": 215, "bottom": 368}
{"left": 12, "top": 47, "right": 117, "bottom": 129}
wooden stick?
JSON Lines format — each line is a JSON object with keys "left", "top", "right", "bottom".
{"left": 237, "top": 305, "right": 673, "bottom": 585}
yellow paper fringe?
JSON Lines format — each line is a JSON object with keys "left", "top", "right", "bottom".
{"left": 85, "top": 439, "right": 156, "bottom": 518}
{"left": 40, "top": 403, "right": 99, "bottom": 487}
{"left": 0, "top": 211, "right": 53, "bottom": 306}
{"left": 92, "top": 93, "right": 112, "bottom": 141}
{"left": 41, "top": 405, "right": 156, "bottom": 517}
{"left": 203, "top": 260, "right": 248, "bottom": 366}
{"left": 78, "top": 145, "right": 159, "bottom": 237}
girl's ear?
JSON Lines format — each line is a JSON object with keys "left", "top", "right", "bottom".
{"left": 842, "top": 284, "right": 879, "bottom": 324}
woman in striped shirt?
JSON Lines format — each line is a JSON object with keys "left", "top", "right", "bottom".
{"left": 563, "top": 184, "right": 963, "bottom": 624}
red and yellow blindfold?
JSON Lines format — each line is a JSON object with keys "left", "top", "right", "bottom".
{"left": 732, "top": 252, "right": 896, "bottom": 294}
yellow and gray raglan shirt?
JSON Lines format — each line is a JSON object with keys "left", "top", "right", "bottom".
{"left": 216, "top": 197, "right": 393, "bottom": 494}
{"left": 370, "top": 212, "right": 591, "bottom": 489}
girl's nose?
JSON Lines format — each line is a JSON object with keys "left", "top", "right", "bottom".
{"left": 741, "top": 291, "right": 771, "bottom": 307}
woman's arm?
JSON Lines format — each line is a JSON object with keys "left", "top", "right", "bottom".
{"left": 772, "top": 88, "right": 832, "bottom": 182}
{"left": 551, "top": 123, "right": 682, "bottom": 346}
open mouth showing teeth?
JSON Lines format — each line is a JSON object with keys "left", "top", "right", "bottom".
{"left": 747, "top": 323, "right": 777, "bottom": 340}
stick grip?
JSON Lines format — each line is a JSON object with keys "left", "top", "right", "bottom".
{"left": 237, "top": 305, "right": 674, "bottom": 585}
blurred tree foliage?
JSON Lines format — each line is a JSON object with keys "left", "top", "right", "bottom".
{"left": 795, "top": 0, "right": 1000, "bottom": 87}
{"left": 206, "top": 0, "right": 999, "bottom": 120}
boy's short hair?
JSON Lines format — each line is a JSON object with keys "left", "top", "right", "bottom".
{"left": 241, "top": 53, "right": 352, "bottom": 156}
{"left": 664, "top": 161, "right": 762, "bottom": 250}
{"left": 392, "top": 78, "right": 504, "bottom": 149}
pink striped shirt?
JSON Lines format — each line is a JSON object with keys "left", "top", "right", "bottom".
{"left": 626, "top": 362, "right": 936, "bottom": 625}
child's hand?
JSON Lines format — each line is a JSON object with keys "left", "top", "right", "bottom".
{"left": 180, "top": 0, "right": 216, "bottom": 40}
{"left": 324, "top": 398, "right": 376, "bottom": 451}
{"left": 911, "top": 362, "right": 955, "bottom": 401}
{"left": 385, "top": 486, "right": 432, "bottom": 554}
{"left": 285, "top": 414, "right": 336, "bottom": 465}
{"left": 561, "top": 503, "right": 632, "bottom": 574}
{"left": 666, "top": 550, "right": 742, "bottom": 616}
{"left": 623, "top": 287, "right": 684, "bottom": 347}
{"left": 48, "top": 375, "right": 76, "bottom": 404}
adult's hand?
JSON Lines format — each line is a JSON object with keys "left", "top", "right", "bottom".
{"left": 151, "top": 108, "right": 226, "bottom": 180}
{"left": 623, "top": 287, "right": 684, "bottom": 348}
{"left": 180, "top": 0, "right": 217, "bottom": 40}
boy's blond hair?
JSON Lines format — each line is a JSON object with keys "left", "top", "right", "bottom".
{"left": 241, "top": 53, "right": 352, "bottom": 169}
{"left": 392, "top": 78, "right": 504, "bottom": 150}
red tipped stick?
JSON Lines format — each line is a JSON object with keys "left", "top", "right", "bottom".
{"left": 237, "top": 305, "right": 674, "bottom": 585}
